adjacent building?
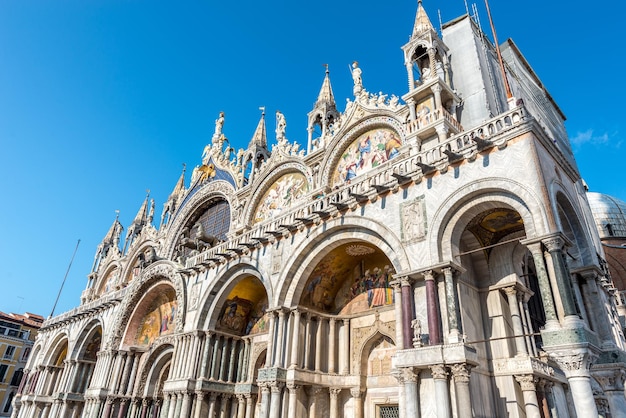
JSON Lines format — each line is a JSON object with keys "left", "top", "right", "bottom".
{"left": 0, "top": 312, "right": 43, "bottom": 417}
{"left": 13, "top": 2, "right": 626, "bottom": 418}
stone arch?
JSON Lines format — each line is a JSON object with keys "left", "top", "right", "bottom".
{"left": 353, "top": 324, "right": 396, "bottom": 376}
{"left": 431, "top": 179, "right": 547, "bottom": 262}
{"left": 163, "top": 180, "right": 239, "bottom": 259}
{"left": 196, "top": 261, "right": 272, "bottom": 333}
{"left": 137, "top": 342, "right": 174, "bottom": 398}
{"left": 71, "top": 320, "right": 103, "bottom": 360}
{"left": 244, "top": 162, "right": 312, "bottom": 226}
{"left": 95, "top": 261, "right": 122, "bottom": 296}
{"left": 121, "top": 239, "right": 160, "bottom": 285}
{"left": 107, "top": 261, "right": 186, "bottom": 350}
{"left": 320, "top": 115, "right": 407, "bottom": 189}
{"left": 553, "top": 189, "right": 594, "bottom": 267}
{"left": 42, "top": 332, "right": 69, "bottom": 366}
{"left": 278, "top": 215, "right": 410, "bottom": 309}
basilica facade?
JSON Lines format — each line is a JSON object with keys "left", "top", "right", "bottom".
{"left": 13, "top": 2, "right": 626, "bottom": 418}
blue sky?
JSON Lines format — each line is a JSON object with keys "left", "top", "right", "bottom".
{"left": 1, "top": 0, "right": 624, "bottom": 317}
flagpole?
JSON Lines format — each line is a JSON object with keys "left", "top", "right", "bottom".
{"left": 484, "top": 0, "right": 512, "bottom": 99}
{"left": 49, "top": 239, "right": 81, "bottom": 318}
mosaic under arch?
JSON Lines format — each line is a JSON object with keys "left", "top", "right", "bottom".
{"left": 217, "top": 276, "right": 268, "bottom": 336}
{"left": 332, "top": 127, "right": 402, "bottom": 186}
{"left": 134, "top": 288, "right": 178, "bottom": 347}
{"left": 253, "top": 172, "right": 309, "bottom": 224}
{"left": 301, "top": 243, "right": 396, "bottom": 314}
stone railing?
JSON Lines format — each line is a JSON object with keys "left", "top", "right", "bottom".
{"left": 42, "top": 287, "right": 128, "bottom": 329}
{"left": 185, "top": 106, "right": 530, "bottom": 269}
{"left": 405, "top": 107, "right": 463, "bottom": 135}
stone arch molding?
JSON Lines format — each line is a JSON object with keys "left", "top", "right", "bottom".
{"left": 279, "top": 215, "right": 410, "bottom": 308}
{"left": 70, "top": 319, "right": 103, "bottom": 360}
{"left": 106, "top": 261, "right": 186, "bottom": 350}
{"left": 163, "top": 180, "right": 239, "bottom": 258}
{"left": 351, "top": 316, "right": 396, "bottom": 375}
{"left": 320, "top": 115, "right": 407, "bottom": 188}
{"left": 430, "top": 178, "right": 548, "bottom": 262}
{"left": 136, "top": 339, "right": 174, "bottom": 397}
{"left": 244, "top": 161, "right": 313, "bottom": 226}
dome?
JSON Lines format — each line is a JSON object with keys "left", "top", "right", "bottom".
{"left": 587, "top": 192, "right": 626, "bottom": 238}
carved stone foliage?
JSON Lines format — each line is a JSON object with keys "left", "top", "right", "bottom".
{"left": 351, "top": 315, "right": 396, "bottom": 375}
{"left": 450, "top": 363, "right": 471, "bottom": 383}
{"left": 106, "top": 261, "right": 186, "bottom": 350}
{"left": 549, "top": 351, "right": 595, "bottom": 377}
{"left": 514, "top": 374, "right": 538, "bottom": 391}
{"left": 400, "top": 196, "right": 427, "bottom": 243}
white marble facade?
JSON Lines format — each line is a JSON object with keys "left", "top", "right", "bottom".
{"left": 12, "top": 2, "right": 626, "bottom": 418}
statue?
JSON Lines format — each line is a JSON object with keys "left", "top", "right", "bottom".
{"left": 276, "top": 110, "right": 287, "bottom": 140}
{"left": 350, "top": 61, "right": 363, "bottom": 95}
{"left": 213, "top": 111, "right": 225, "bottom": 141}
{"left": 412, "top": 319, "right": 423, "bottom": 347}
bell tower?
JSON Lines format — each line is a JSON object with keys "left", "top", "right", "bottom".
{"left": 401, "top": 0, "right": 462, "bottom": 147}
{"left": 307, "top": 65, "right": 340, "bottom": 152}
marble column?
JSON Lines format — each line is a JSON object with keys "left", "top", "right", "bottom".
{"left": 543, "top": 237, "right": 577, "bottom": 318}
{"left": 400, "top": 277, "right": 414, "bottom": 349}
{"left": 580, "top": 271, "right": 615, "bottom": 348}
{"left": 207, "top": 393, "right": 218, "bottom": 418}
{"left": 329, "top": 388, "right": 341, "bottom": 418}
{"left": 265, "top": 312, "right": 276, "bottom": 367}
{"left": 289, "top": 310, "right": 301, "bottom": 369}
{"left": 199, "top": 332, "right": 213, "bottom": 379}
{"left": 443, "top": 268, "right": 461, "bottom": 343}
{"left": 350, "top": 388, "right": 364, "bottom": 418}
{"left": 402, "top": 368, "right": 419, "bottom": 418}
{"left": 117, "top": 399, "right": 129, "bottom": 418}
{"left": 101, "top": 397, "right": 114, "bottom": 418}
{"left": 328, "top": 318, "right": 336, "bottom": 374}
{"left": 525, "top": 242, "right": 559, "bottom": 328}
{"left": 303, "top": 314, "right": 312, "bottom": 370}
{"left": 244, "top": 395, "right": 255, "bottom": 418}
{"left": 210, "top": 336, "right": 221, "bottom": 380}
{"left": 314, "top": 318, "right": 323, "bottom": 372}
{"left": 424, "top": 271, "right": 441, "bottom": 345}
{"left": 259, "top": 383, "right": 271, "bottom": 418}
{"left": 504, "top": 286, "right": 528, "bottom": 356}
{"left": 342, "top": 319, "right": 350, "bottom": 375}
{"left": 287, "top": 384, "right": 300, "bottom": 418}
{"left": 405, "top": 62, "right": 415, "bottom": 93}
{"left": 140, "top": 399, "right": 150, "bottom": 418}
{"left": 391, "top": 281, "right": 404, "bottom": 349}
{"left": 450, "top": 364, "right": 472, "bottom": 418}
{"left": 275, "top": 311, "right": 286, "bottom": 368}
{"left": 180, "top": 392, "right": 192, "bottom": 418}
{"left": 127, "top": 353, "right": 140, "bottom": 397}
{"left": 308, "top": 387, "right": 322, "bottom": 418}
{"left": 236, "top": 395, "right": 246, "bottom": 418}
{"left": 515, "top": 375, "right": 540, "bottom": 418}
{"left": 430, "top": 365, "right": 451, "bottom": 418}
{"left": 269, "top": 382, "right": 284, "bottom": 418}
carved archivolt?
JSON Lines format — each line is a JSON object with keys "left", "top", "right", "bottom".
{"left": 245, "top": 162, "right": 312, "bottom": 226}
{"left": 351, "top": 316, "right": 396, "bottom": 375}
{"left": 136, "top": 342, "right": 174, "bottom": 397}
{"left": 106, "top": 261, "right": 186, "bottom": 350}
{"left": 321, "top": 115, "right": 406, "bottom": 188}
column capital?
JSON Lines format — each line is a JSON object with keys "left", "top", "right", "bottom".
{"left": 503, "top": 285, "right": 518, "bottom": 297}
{"left": 286, "top": 383, "right": 300, "bottom": 393}
{"left": 329, "top": 387, "right": 342, "bottom": 398}
{"left": 514, "top": 374, "right": 538, "bottom": 391}
{"left": 349, "top": 387, "right": 363, "bottom": 399}
{"left": 430, "top": 364, "right": 448, "bottom": 380}
{"left": 549, "top": 350, "right": 596, "bottom": 378}
{"left": 450, "top": 363, "right": 471, "bottom": 383}
{"left": 269, "top": 382, "right": 284, "bottom": 393}
{"left": 595, "top": 368, "right": 626, "bottom": 392}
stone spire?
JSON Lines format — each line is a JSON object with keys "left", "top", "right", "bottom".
{"left": 316, "top": 64, "right": 336, "bottom": 107}
{"left": 160, "top": 165, "right": 186, "bottom": 229}
{"left": 248, "top": 107, "right": 267, "bottom": 149}
{"left": 91, "top": 211, "right": 123, "bottom": 273}
{"left": 307, "top": 65, "right": 341, "bottom": 152}
{"left": 412, "top": 0, "right": 436, "bottom": 38}
{"left": 123, "top": 191, "right": 152, "bottom": 253}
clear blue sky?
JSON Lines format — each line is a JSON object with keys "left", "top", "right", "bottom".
{"left": 1, "top": 0, "right": 624, "bottom": 317}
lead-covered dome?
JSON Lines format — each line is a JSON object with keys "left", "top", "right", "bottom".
{"left": 587, "top": 192, "right": 626, "bottom": 238}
